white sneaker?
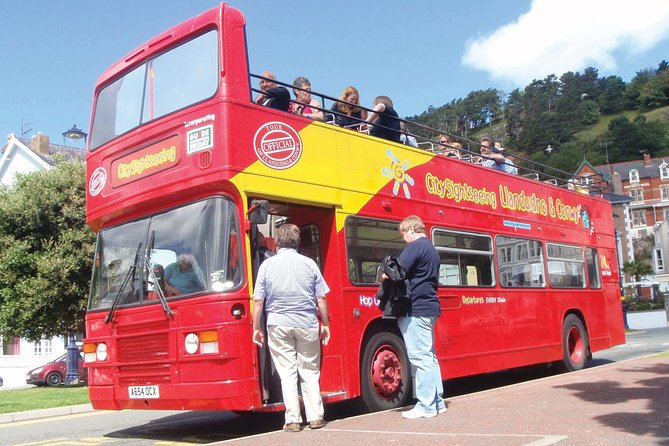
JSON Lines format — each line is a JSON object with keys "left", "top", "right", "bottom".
{"left": 438, "top": 406, "right": 447, "bottom": 414}
{"left": 401, "top": 407, "right": 437, "bottom": 419}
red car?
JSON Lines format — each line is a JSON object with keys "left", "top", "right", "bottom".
{"left": 25, "top": 352, "right": 86, "bottom": 386}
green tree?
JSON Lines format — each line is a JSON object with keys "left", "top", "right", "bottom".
{"left": 622, "top": 260, "right": 654, "bottom": 298}
{"left": 597, "top": 75, "right": 626, "bottom": 114}
{"left": 579, "top": 99, "right": 600, "bottom": 126}
{"left": 622, "top": 260, "right": 654, "bottom": 282}
{"left": 0, "top": 159, "right": 95, "bottom": 342}
{"left": 638, "top": 69, "right": 669, "bottom": 110}
{"left": 624, "top": 68, "right": 654, "bottom": 109}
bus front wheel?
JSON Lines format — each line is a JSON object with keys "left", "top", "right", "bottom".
{"left": 360, "top": 331, "right": 412, "bottom": 412}
{"left": 559, "top": 314, "right": 589, "bottom": 372}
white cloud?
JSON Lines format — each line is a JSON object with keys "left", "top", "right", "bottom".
{"left": 462, "top": 0, "right": 669, "bottom": 86}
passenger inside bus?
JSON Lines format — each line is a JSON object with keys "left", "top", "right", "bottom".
{"left": 442, "top": 141, "right": 462, "bottom": 159}
{"left": 365, "top": 95, "right": 401, "bottom": 143}
{"left": 261, "top": 86, "right": 291, "bottom": 111}
{"left": 289, "top": 76, "right": 324, "bottom": 121}
{"left": 255, "top": 232, "right": 275, "bottom": 264}
{"left": 329, "top": 85, "right": 367, "bottom": 128}
{"left": 254, "top": 71, "right": 277, "bottom": 105}
{"left": 164, "top": 254, "right": 206, "bottom": 296}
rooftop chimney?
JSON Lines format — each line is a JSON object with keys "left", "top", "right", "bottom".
{"left": 643, "top": 153, "right": 651, "bottom": 167}
{"left": 31, "top": 134, "right": 50, "bottom": 155}
{"left": 612, "top": 171, "right": 623, "bottom": 194}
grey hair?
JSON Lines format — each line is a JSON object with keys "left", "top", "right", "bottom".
{"left": 293, "top": 76, "right": 311, "bottom": 89}
{"left": 177, "top": 253, "right": 196, "bottom": 266}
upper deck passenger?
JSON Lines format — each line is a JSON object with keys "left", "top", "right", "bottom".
{"left": 289, "top": 77, "right": 324, "bottom": 121}
{"left": 481, "top": 136, "right": 506, "bottom": 172}
{"left": 366, "top": 95, "right": 401, "bottom": 143}
{"left": 330, "top": 86, "right": 367, "bottom": 129}
{"left": 254, "top": 71, "right": 277, "bottom": 105}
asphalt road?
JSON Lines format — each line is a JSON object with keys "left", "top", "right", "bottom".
{"left": 3, "top": 327, "right": 668, "bottom": 446}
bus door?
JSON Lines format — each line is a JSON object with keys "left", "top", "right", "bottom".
{"left": 249, "top": 201, "right": 341, "bottom": 403}
{"left": 278, "top": 204, "right": 344, "bottom": 396}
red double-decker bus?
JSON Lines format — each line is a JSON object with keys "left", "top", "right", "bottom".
{"left": 83, "top": 3, "right": 625, "bottom": 413}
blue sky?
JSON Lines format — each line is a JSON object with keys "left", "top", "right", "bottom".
{"left": 2, "top": 0, "right": 669, "bottom": 149}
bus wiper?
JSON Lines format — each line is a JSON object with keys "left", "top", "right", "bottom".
{"left": 146, "top": 231, "right": 174, "bottom": 317}
{"left": 105, "top": 242, "right": 142, "bottom": 324}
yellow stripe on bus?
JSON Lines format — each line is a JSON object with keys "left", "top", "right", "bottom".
{"left": 232, "top": 122, "right": 435, "bottom": 232}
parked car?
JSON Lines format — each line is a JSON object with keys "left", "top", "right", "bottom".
{"left": 25, "top": 351, "right": 86, "bottom": 386}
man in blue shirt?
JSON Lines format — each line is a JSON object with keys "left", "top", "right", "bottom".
{"left": 252, "top": 224, "right": 330, "bottom": 432}
{"left": 397, "top": 215, "right": 446, "bottom": 419}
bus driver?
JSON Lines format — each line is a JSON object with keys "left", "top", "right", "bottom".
{"left": 164, "top": 254, "right": 205, "bottom": 296}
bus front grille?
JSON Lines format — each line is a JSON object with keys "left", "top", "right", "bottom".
{"left": 116, "top": 327, "right": 171, "bottom": 384}
{"left": 118, "top": 363, "right": 171, "bottom": 386}
{"left": 117, "top": 331, "right": 170, "bottom": 362}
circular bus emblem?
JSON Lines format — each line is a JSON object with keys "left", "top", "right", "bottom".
{"left": 89, "top": 167, "right": 107, "bottom": 196}
{"left": 253, "top": 122, "right": 303, "bottom": 170}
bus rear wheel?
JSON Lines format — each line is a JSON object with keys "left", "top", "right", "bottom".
{"left": 360, "top": 331, "right": 412, "bottom": 412}
{"left": 559, "top": 314, "right": 589, "bottom": 372}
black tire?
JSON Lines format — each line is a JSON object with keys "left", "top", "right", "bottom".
{"left": 360, "top": 331, "right": 412, "bottom": 412}
{"left": 558, "top": 314, "right": 589, "bottom": 372}
{"left": 46, "top": 372, "right": 63, "bottom": 387}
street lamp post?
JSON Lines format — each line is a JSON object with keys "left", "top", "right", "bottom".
{"left": 65, "top": 333, "right": 79, "bottom": 385}
{"left": 62, "top": 125, "right": 87, "bottom": 148}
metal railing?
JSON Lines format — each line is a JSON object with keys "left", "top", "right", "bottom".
{"left": 249, "top": 73, "right": 606, "bottom": 192}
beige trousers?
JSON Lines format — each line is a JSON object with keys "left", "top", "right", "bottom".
{"left": 267, "top": 325, "right": 324, "bottom": 424}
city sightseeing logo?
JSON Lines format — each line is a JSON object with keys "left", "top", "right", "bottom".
{"left": 89, "top": 167, "right": 107, "bottom": 197}
{"left": 253, "top": 122, "right": 303, "bottom": 170}
{"left": 381, "top": 149, "right": 414, "bottom": 198}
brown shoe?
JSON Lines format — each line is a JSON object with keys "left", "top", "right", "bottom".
{"left": 283, "top": 422, "right": 301, "bottom": 432}
{"left": 309, "top": 419, "right": 326, "bottom": 429}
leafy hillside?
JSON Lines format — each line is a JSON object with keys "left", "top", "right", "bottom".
{"left": 408, "top": 62, "right": 669, "bottom": 173}
{"left": 573, "top": 106, "right": 669, "bottom": 142}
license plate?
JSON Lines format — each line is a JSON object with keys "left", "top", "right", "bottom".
{"left": 128, "top": 385, "right": 160, "bottom": 399}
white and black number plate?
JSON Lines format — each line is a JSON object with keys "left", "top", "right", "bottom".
{"left": 128, "top": 385, "right": 160, "bottom": 399}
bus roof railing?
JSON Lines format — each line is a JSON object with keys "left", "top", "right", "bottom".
{"left": 249, "top": 73, "right": 607, "bottom": 193}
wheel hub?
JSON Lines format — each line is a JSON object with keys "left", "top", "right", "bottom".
{"left": 371, "top": 346, "right": 402, "bottom": 399}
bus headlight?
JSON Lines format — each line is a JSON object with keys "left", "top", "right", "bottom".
{"left": 96, "top": 343, "right": 108, "bottom": 361}
{"left": 185, "top": 333, "right": 199, "bottom": 354}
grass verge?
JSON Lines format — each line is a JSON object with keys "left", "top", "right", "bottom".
{"left": 0, "top": 386, "right": 90, "bottom": 414}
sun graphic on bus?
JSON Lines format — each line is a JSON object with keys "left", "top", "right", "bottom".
{"left": 381, "top": 149, "right": 414, "bottom": 199}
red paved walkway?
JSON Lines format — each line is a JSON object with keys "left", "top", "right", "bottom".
{"left": 213, "top": 354, "right": 669, "bottom": 446}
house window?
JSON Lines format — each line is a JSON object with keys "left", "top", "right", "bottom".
{"left": 661, "top": 163, "right": 669, "bottom": 180}
{"left": 33, "top": 339, "right": 52, "bottom": 356}
{"left": 655, "top": 248, "right": 665, "bottom": 272}
{"left": 629, "top": 169, "right": 639, "bottom": 183}
{"left": 662, "top": 186, "right": 669, "bottom": 202}
{"left": 2, "top": 336, "right": 20, "bottom": 355}
{"left": 630, "top": 189, "right": 644, "bottom": 203}
{"left": 631, "top": 209, "right": 647, "bottom": 227}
